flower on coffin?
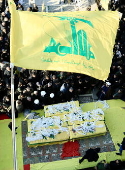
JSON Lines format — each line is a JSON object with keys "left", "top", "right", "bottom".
{"left": 32, "top": 133, "right": 36, "bottom": 136}
{"left": 92, "top": 108, "right": 104, "bottom": 115}
{"left": 45, "top": 102, "right": 75, "bottom": 115}
{"left": 83, "top": 111, "right": 92, "bottom": 120}
{"left": 49, "top": 134, "right": 55, "bottom": 139}
{"left": 73, "top": 121, "right": 96, "bottom": 135}
{"left": 26, "top": 124, "right": 68, "bottom": 142}
{"left": 64, "top": 109, "right": 69, "bottom": 112}
{"left": 30, "top": 116, "right": 65, "bottom": 130}
{"left": 42, "top": 135, "right": 47, "bottom": 140}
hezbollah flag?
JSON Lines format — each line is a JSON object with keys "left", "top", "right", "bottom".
{"left": 9, "top": 0, "right": 119, "bottom": 81}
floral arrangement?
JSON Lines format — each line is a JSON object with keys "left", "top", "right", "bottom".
{"left": 30, "top": 116, "right": 63, "bottom": 130}
{"left": 26, "top": 116, "right": 68, "bottom": 142}
{"left": 44, "top": 101, "right": 79, "bottom": 116}
{"left": 72, "top": 121, "right": 96, "bottom": 135}
{"left": 26, "top": 126, "right": 68, "bottom": 142}
{"left": 66, "top": 108, "right": 104, "bottom": 124}
{"left": 26, "top": 101, "right": 106, "bottom": 144}
{"left": 72, "top": 121, "right": 105, "bottom": 136}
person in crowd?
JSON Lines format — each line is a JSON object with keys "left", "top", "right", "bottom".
{"left": 95, "top": 160, "right": 109, "bottom": 170}
{"left": 3, "top": 103, "right": 18, "bottom": 118}
{"left": 109, "top": 159, "right": 122, "bottom": 170}
{"left": 33, "top": 99, "right": 41, "bottom": 110}
{"left": 16, "top": 3, "right": 24, "bottom": 10}
{"left": 24, "top": 96, "right": 33, "bottom": 109}
{"left": 97, "top": 81, "right": 112, "bottom": 100}
{"left": 16, "top": 100, "right": 24, "bottom": 113}
{"left": 18, "top": 0, "right": 24, "bottom": 5}
{"left": 116, "top": 137, "right": 125, "bottom": 155}
{"left": 65, "top": 87, "right": 75, "bottom": 101}
{"left": 32, "top": 3, "right": 38, "bottom": 12}
{"left": 79, "top": 148, "right": 100, "bottom": 164}
{"left": 31, "top": 90, "right": 40, "bottom": 101}
{"left": 48, "top": 93, "right": 56, "bottom": 105}
{"left": 27, "top": 6, "right": 32, "bottom": 11}
{"left": 3, "top": 66, "right": 11, "bottom": 84}
{"left": 113, "top": 88, "right": 123, "bottom": 99}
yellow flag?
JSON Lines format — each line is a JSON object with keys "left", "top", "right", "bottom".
{"left": 9, "top": 0, "right": 119, "bottom": 81}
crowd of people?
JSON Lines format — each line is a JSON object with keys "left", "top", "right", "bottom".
{"left": 80, "top": 160, "right": 125, "bottom": 170}
{"left": 78, "top": 135, "right": 125, "bottom": 169}
{"left": 0, "top": 0, "right": 125, "bottom": 119}
{"left": 78, "top": 159, "right": 125, "bottom": 170}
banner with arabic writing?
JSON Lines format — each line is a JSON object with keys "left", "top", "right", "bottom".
{"left": 9, "top": 1, "right": 119, "bottom": 81}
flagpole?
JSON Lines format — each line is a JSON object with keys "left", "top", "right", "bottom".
{"left": 10, "top": 63, "right": 18, "bottom": 170}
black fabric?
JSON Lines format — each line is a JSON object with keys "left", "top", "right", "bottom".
{"left": 79, "top": 148, "right": 100, "bottom": 163}
{"left": 110, "top": 160, "right": 122, "bottom": 170}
